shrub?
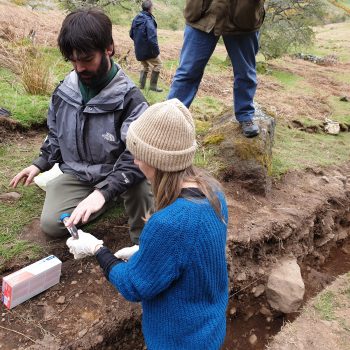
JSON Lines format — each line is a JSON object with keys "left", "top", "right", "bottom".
{"left": 260, "top": 0, "right": 327, "bottom": 60}
{"left": 0, "top": 40, "right": 54, "bottom": 95}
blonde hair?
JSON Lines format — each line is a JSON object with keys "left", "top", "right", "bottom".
{"left": 151, "top": 165, "right": 225, "bottom": 222}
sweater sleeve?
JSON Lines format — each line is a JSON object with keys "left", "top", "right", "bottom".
{"left": 94, "top": 87, "right": 148, "bottom": 202}
{"left": 106, "top": 211, "right": 186, "bottom": 302}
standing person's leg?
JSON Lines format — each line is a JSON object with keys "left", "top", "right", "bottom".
{"left": 167, "top": 25, "right": 219, "bottom": 108}
{"left": 120, "top": 179, "right": 154, "bottom": 244}
{"left": 223, "top": 32, "right": 260, "bottom": 137}
{"left": 40, "top": 173, "right": 110, "bottom": 238}
{"left": 149, "top": 55, "right": 163, "bottom": 92}
{"left": 140, "top": 61, "right": 150, "bottom": 89}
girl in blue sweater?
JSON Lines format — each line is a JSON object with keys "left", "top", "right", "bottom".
{"left": 66, "top": 99, "right": 228, "bottom": 350}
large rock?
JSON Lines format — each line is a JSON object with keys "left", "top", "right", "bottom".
{"left": 266, "top": 257, "right": 305, "bottom": 313}
{"left": 204, "top": 104, "right": 275, "bottom": 196}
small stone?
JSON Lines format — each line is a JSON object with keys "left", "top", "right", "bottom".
{"left": 78, "top": 270, "right": 83, "bottom": 274}
{"left": 92, "top": 318, "right": 100, "bottom": 326}
{"left": 96, "top": 335, "right": 104, "bottom": 344}
{"left": 254, "top": 284, "right": 265, "bottom": 297}
{"left": 56, "top": 296, "right": 65, "bottom": 304}
{"left": 71, "top": 280, "right": 78, "bottom": 285}
{"left": 321, "top": 176, "right": 330, "bottom": 183}
{"left": 1, "top": 313, "right": 5, "bottom": 316}
{"left": 266, "top": 317, "right": 272, "bottom": 323}
{"left": 341, "top": 246, "right": 350, "bottom": 255}
{"left": 258, "top": 268, "right": 265, "bottom": 275}
{"left": 306, "top": 266, "right": 311, "bottom": 272}
{"left": 266, "top": 326, "right": 271, "bottom": 330}
{"left": 56, "top": 295, "right": 66, "bottom": 304}
{"left": 75, "top": 293, "right": 79, "bottom": 298}
{"left": 249, "top": 334, "right": 258, "bottom": 345}
{"left": 0, "top": 192, "right": 21, "bottom": 202}
{"left": 229, "top": 307, "right": 237, "bottom": 316}
{"left": 1, "top": 318, "right": 5, "bottom": 322}
{"left": 260, "top": 306, "right": 272, "bottom": 317}
{"left": 236, "top": 272, "right": 247, "bottom": 282}
{"left": 244, "top": 310, "right": 254, "bottom": 321}
{"left": 78, "top": 329, "right": 88, "bottom": 338}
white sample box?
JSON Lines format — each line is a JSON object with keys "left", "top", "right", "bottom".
{"left": 2, "top": 255, "right": 62, "bottom": 309}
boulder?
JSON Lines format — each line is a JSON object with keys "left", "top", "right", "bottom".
{"left": 204, "top": 104, "right": 275, "bottom": 196}
{"left": 266, "top": 258, "right": 305, "bottom": 313}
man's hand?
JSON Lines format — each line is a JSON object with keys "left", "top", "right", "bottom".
{"left": 9, "top": 165, "right": 40, "bottom": 188}
{"left": 65, "top": 190, "right": 106, "bottom": 227}
{"left": 66, "top": 230, "right": 104, "bottom": 259}
{"left": 114, "top": 245, "right": 139, "bottom": 261}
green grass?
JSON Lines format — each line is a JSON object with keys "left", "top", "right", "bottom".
{"left": 271, "top": 69, "right": 303, "bottom": 89}
{"left": 314, "top": 290, "right": 338, "bottom": 321}
{"left": 106, "top": 0, "right": 185, "bottom": 30}
{"left": 191, "top": 96, "right": 226, "bottom": 120}
{"left": 0, "top": 47, "right": 70, "bottom": 128}
{"left": 0, "top": 141, "right": 45, "bottom": 271}
{"left": 328, "top": 96, "right": 350, "bottom": 124}
{"left": 0, "top": 68, "right": 50, "bottom": 128}
{"left": 272, "top": 123, "right": 350, "bottom": 177}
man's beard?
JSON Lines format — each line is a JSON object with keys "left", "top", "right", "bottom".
{"left": 77, "top": 54, "right": 110, "bottom": 86}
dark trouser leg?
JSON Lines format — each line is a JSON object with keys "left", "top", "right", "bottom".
{"left": 167, "top": 25, "right": 219, "bottom": 107}
{"left": 223, "top": 32, "right": 259, "bottom": 122}
{"left": 120, "top": 179, "right": 154, "bottom": 244}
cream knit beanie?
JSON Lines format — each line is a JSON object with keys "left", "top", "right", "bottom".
{"left": 126, "top": 99, "right": 196, "bottom": 172}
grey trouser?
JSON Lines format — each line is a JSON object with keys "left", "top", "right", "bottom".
{"left": 40, "top": 173, "right": 154, "bottom": 244}
{"left": 140, "top": 55, "right": 162, "bottom": 73}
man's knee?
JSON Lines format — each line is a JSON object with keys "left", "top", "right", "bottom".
{"left": 40, "top": 214, "right": 67, "bottom": 238}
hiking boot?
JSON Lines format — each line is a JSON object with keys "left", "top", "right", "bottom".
{"left": 139, "top": 71, "right": 147, "bottom": 89}
{"left": 149, "top": 71, "right": 163, "bottom": 92}
{"left": 240, "top": 120, "right": 260, "bottom": 138}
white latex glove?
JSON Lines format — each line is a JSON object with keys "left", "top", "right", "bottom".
{"left": 66, "top": 230, "right": 104, "bottom": 259}
{"left": 114, "top": 245, "right": 139, "bottom": 261}
{"left": 65, "top": 190, "right": 106, "bottom": 227}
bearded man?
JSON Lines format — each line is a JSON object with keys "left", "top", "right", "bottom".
{"left": 10, "top": 9, "right": 154, "bottom": 244}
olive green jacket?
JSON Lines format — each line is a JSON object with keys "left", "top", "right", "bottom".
{"left": 184, "top": 0, "right": 265, "bottom": 36}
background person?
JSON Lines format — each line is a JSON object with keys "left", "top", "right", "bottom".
{"left": 168, "top": 0, "right": 266, "bottom": 138}
{"left": 10, "top": 9, "right": 153, "bottom": 244}
{"left": 66, "top": 99, "right": 229, "bottom": 350}
{"left": 130, "top": 0, "right": 163, "bottom": 92}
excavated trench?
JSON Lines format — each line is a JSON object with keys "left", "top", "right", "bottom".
{"left": 88, "top": 167, "right": 350, "bottom": 350}
{"left": 1, "top": 165, "right": 349, "bottom": 350}
{"left": 99, "top": 193, "right": 350, "bottom": 350}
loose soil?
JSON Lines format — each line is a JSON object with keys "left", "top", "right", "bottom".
{"left": 0, "top": 132, "right": 349, "bottom": 349}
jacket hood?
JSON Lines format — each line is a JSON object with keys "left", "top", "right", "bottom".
{"left": 134, "top": 11, "right": 153, "bottom": 25}
{"left": 57, "top": 64, "right": 135, "bottom": 110}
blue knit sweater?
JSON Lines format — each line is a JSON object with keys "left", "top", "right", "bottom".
{"left": 106, "top": 191, "right": 228, "bottom": 349}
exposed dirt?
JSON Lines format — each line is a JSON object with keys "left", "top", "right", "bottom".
{"left": 266, "top": 271, "right": 350, "bottom": 350}
{"left": 0, "top": 129, "right": 349, "bottom": 349}
{"left": 223, "top": 237, "right": 350, "bottom": 350}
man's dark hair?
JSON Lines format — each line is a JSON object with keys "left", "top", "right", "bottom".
{"left": 58, "top": 8, "right": 115, "bottom": 60}
{"left": 142, "top": 0, "right": 153, "bottom": 12}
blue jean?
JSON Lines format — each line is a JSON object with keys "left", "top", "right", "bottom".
{"left": 168, "top": 25, "right": 259, "bottom": 122}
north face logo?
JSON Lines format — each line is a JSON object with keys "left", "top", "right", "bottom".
{"left": 102, "top": 132, "right": 115, "bottom": 142}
